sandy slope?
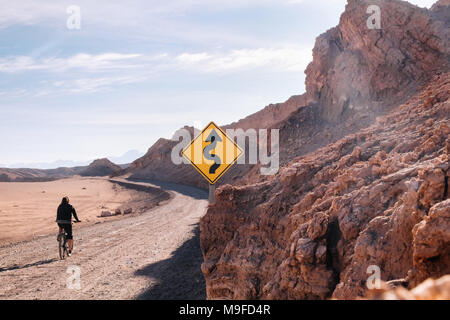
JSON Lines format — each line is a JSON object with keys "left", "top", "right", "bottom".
{"left": 0, "top": 177, "right": 167, "bottom": 245}
{"left": 0, "top": 180, "right": 208, "bottom": 300}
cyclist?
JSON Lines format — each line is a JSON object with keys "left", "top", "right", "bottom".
{"left": 56, "top": 196, "right": 81, "bottom": 256}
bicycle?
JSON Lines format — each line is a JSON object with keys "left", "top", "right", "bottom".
{"left": 58, "top": 228, "right": 69, "bottom": 260}
{"left": 57, "top": 220, "right": 81, "bottom": 260}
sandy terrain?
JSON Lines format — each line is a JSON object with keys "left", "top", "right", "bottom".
{"left": 0, "top": 180, "right": 208, "bottom": 299}
{"left": 0, "top": 177, "right": 169, "bottom": 245}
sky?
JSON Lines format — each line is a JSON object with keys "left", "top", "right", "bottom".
{"left": 0, "top": 0, "right": 436, "bottom": 167}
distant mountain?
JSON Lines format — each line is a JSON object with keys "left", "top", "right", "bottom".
{"left": 108, "top": 150, "right": 145, "bottom": 165}
{"left": 4, "top": 160, "right": 91, "bottom": 170}
{"left": 0, "top": 157, "right": 123, "bottom": 182}
{"left": 0, "top": 166, "right": 86, "bottom": 182}
{"left": 2, "top": 150, "right": 144, "bottom": 170}
{"left": 79, "top": 158, "right": 123, "bottom": 177}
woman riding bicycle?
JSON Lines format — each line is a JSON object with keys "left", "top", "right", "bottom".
{"left": 56, "top": 196, "right": 81, "bottom": 256}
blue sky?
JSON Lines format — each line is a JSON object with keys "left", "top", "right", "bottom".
{"left": 0, "top": 0, "right": 435, "bottom": 167}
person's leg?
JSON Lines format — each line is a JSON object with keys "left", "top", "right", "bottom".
{"left": 66, "top": 224, "right": 73, "bottom": 253}
{"left": 57, "top": 224, "right": 63, "bottom": 240}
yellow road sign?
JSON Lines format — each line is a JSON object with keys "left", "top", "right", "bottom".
{"left": 181, "top": 122, "right": 243, "bottom": 184}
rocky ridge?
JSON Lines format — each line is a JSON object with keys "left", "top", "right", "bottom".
{"left": 200, "top": 0, "right": 450, "bottom": 300}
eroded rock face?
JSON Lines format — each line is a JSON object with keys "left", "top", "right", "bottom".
{"left": 305, "top": 0, "right": 449, "bottom": 123}
{"left": 200, "top": 0, "right": 449, "bottom": 300}
{"left": 201, "top": 69, "right": 449, "bottom": 299}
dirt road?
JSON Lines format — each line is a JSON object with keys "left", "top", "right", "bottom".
{"left": 0, "top": 179, "right": 208, "bottom": 300}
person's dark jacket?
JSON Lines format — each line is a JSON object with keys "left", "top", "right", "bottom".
{"left": 56, "top": 202, "right": 79, "bottom": 223}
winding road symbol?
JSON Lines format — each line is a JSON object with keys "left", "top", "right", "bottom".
{"left": 181, "top": 122, "right": 243, "bottom": 185}
{"left": 203, "top": 129, "right": 222, "bottom": 174}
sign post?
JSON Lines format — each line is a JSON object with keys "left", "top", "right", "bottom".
{"left": 181, "top": 122, "right": 243, "bottom": 205}
{"left": 208, "top": 184, "right": 216, "bottom": 205}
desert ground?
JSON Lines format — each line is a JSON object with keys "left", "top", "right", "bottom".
{"left": 0, "top": 177, "right": 170, "bottom": 245}
{"left": 0, "top": 179, "right": 208, "bottom": 299}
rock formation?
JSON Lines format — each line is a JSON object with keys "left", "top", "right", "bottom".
{"left": 200, "top": 0, "right": 449, "bottom": 300}
{"left": 79, "top": 158, "right": 122, "bottom": 177}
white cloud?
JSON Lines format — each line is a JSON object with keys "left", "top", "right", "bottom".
{"left": 68, "top": 76, "right": 146, "bottom": 93}
{"left": 72, "top": 112, "right": 196, "bottom": 126}
{"left": 0, "top": 0, "right": 349, "bottom": 51}
{"left": 0, "top": 45, "right": 311, "bottom": 98}
{"left": 38, "top": 75, "right": 148, "bottom": 95}
{"left": 0, "top": 0, "right": 347, "bottom": 29}
{"left": 0, "top": 53, "right": 143, "bottom": 73}
{"left": 176, "top": 52, "right": 212, "bottom": 64}
{"left": 0, "top": 75, "right": 147, "bottom": 98}
{"left": 1, "top": 45, "right": 312, "bottom": 76}
{"left": 175, "top": 46, "right": 312, "bottom": 73}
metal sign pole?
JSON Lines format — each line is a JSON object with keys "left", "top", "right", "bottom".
{"left": 209, "top": 184, "right": 216, "bottom": 205}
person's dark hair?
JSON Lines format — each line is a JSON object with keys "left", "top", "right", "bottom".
{"left": 61, "top": 196, "right": 70, "bottom": 205}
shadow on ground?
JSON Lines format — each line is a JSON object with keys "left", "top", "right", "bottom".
{"left": 134, "top": 223, "right": 206, "bottom": 300}
{"left": 127, "top": 178, "right": 208, "bottom": 200}
{"left": 0, "top": 258, "right": 58, "bottom": 273}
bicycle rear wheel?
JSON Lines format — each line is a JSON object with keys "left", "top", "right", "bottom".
{"left": 59, "top": 234, "right": 66, "bottom": 260}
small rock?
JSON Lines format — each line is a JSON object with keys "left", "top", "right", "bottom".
{"left": 124, "top": 208, "right": 133, "bottom": 215}
{"left": 100, "top": 211, "right": 112, "bottom": 217}
{"left": 115, "top": 208, "right": 122, "bottom": 215}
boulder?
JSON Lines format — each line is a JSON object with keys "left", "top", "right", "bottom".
{"left": 100, "top": 211, "right": 112, "bottom": 217}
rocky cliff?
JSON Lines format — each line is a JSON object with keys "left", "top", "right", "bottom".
{"left": 275, "top": 0, "right": 449, "bottom": 165}
{"left": 200, "top": 0, "right": 449, "bottom": 300}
